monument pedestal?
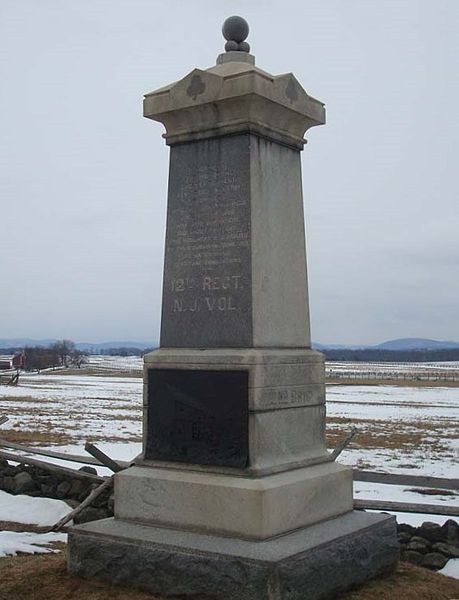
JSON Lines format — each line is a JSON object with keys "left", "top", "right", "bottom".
{"left": 142, "top": 348, "right": 328, "bottom": 475}
{"left": 68, "top": 18, "right": 399, "bottom": 599}
{"left": 69, "top": 512, "right": 398, "bottom": 600}
{"left": 115, "top": 462, "right": 352, "bottom": 539}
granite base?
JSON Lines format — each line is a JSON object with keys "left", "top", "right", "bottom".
{"left": 68, "top": 511, "right": 398, "bottom": 600}
{"left": 114, "top": 463, "right": 353, "bottom": 539}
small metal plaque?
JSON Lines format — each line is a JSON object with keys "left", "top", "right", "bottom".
{"left": 145, "top": 369, "right": 248, "bottom": 468}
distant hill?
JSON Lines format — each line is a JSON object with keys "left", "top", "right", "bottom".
{"left": 2, "top": 337, "right": 458, "bottom": 353}
{"left": 373, "top": 338, "right": 459, "bottom": 351}
{"left": 316, "top": 337, "right": 459, "bottom": 363}
{"left": 75, "top": 341, "right": 154, "bottom": 351}
{"left": 312, "top": 342, "right": 365, "bottom": 350}
{"left": 314, "top": 337, "right": 459, "bottom": 351}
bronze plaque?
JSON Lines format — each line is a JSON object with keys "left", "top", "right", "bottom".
{"left": 145, "top": 369, "right": 248, "bottom": 468}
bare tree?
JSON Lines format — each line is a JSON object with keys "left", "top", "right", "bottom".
{"left": 69, "top": 349, "right": 88, "bottom": 368}
{"left": 51, "top": 340, "right": 76, "bottom": 367}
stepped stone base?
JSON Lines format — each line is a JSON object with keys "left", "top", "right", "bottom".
{"left": 114, "top": 462, "right": 353, "bottom": 539}
{"left": 68, "top": 511, "right": 399, "bottom": 600}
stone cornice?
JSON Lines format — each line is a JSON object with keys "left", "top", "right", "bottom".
{"left": 144, "top": 59, "right": 325, "bottom": 149}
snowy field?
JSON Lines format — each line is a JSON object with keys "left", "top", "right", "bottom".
{"left": 327, "top": 361, "right": 459, "bottom": 382}
{"left": 328, "top": 384, "right": 459, "bottom": 478}
{"left": 0, "top": 356, "right": 457, "bottom": 479}
{"left": 82, "top": 354, "right": 143, "bottom": 373}
{"left": 0, "top": 371, "right": 142, "bottom": 445}
{"left": 0, "top": 356, "right": 457, "bottom": 561}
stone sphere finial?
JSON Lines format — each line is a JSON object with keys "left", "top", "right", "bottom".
{"left": 222, "top": 16, "right": 250, "bottom": 53}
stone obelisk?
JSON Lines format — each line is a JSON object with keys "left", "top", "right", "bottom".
{"left": 68, "top": 17, "right": 399, "bottom": 599}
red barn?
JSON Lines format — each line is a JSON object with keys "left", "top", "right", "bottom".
{"left": 12, "top": 352, "right": 24, "bottom": 369}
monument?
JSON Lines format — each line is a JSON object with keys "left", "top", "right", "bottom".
{"left": 68, "top": 17, "right": 399, "bottom": 599}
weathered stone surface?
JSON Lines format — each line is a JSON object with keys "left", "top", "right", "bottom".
{"left": 160, "top": 135, "right": 252, "bottom": 348}
{"left": 68, "top": 512, "right": 399, "bottom": 600}
{"left": 74, "top": 507, "right": 111, "bottom": 525}
{"left": 68, "top": 479, "right": 86, "bottom": 499}
{"left": 144, "top": 348, "right": 325, "bottom": 411}
{"left": 56, "top": 480, "right": 72, "bottom": 499}
{"left": 114, "top": 462, "right": 353, "bottom": 540}
{"left": 402, "top": 550, "right": 424, "bottom": 565}
{"left": 441, "top": 519, "right": 459, "bottom": 544}
{"left": 397, "top": 523, "right": 416, "bottom": 536}
{"left": 421, "top": 552, "right": 449, "bottom": 570}
{"left": 410, "top": 535, "right": 431, "bottom": 547}
{"left": 419, "top": 521, "right": 444, "bottom": 543}
{"left": 41, "top": 483, "right": 56, "bottom": 497}
{"left": 144, "top": 57, "right": 325, "bottom": 148}
{"left": 159, "top": 134, "right": 313, "bottom": 350}
{"left": 2, "top": 476, "right": 14, "bottom": 493}
{"left": 398, "top": 531, "right": 412, "bottom": 544}
{"left": 248, "top": 405, "right": 326, "bottom": 472}
{"left": 432, "top": 542, "right": 459, "bottom": 558}
{"left": 406, "top": 540, "right": 429, "bottom": 553}
{"left": 249, "top": 136, "right": 310, "bottom": 347}
{"left": 78, "top": 466, "right": 98, "bottom": 475}
{"left": 142, "top": 348, "right": 328, "bottom": 475}
{"left": 13, "top": 471, "right": 37, "bottom": 494}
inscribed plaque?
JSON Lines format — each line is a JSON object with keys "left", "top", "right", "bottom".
{"left": 145, "top": 369, "right": 249, "bottom": 468}
{"left": 160, "top": 135, "right": 252, "bottom": 347}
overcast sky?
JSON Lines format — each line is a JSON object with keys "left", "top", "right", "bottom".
{"left": 1, "top": 0, "right": 458, "bottom": 345}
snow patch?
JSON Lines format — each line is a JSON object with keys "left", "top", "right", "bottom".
{"left": 439, "top": 558, "right": 459, "bottom": 580}
{"left": 0, "top": 490, "right": 71, "bottom": 526}
{"left": 0, "top": 530, "right": 66, "bottom": 557}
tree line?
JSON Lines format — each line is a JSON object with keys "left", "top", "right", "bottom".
{"left": 321, "top": 348, "right": 459, "bottom": 362}
{"left": 95, "top": 347, "right": 154, "bottom": 357}
{"left": 20, "top": 340, "right": 87, "bottom": 373}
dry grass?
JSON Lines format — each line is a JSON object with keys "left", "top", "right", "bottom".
{"left": 338, "top": 562, "right": 459, "bottom": 599}
{"left": 0, "top": 426, "right": 141, "bottom": 447}
{"left": 0, "top": 553, "right": 458, "bottom": 600}
{"left": 47, "top": 368, "right": 141, "bottom": 378}
{"left": 0, "top": 551, "right": 161, "bottom": 600}
{"left": 0, "top": 428, "right": 72, "bottom": 446}
{"left": 326, "top": 416, "right": 458, "bottom": 453}
{"left": 0, "top": 521, "right": 52, "bottom": 534}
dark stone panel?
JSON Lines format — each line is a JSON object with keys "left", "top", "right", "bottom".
{"left": 68, "top": 516, "right": 399, "bottom": 600}
{"left": 145, "top": 368, "right": 249, "bottom": 468}
{"left": 160, "top": 134, "right": 252, "bottom": 348}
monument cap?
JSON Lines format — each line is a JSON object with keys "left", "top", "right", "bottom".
{"left": 222, "top": 16, "right": 250, "bottom": 53}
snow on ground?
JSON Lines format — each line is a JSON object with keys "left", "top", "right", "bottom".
{"left": 0, "top": 490, "right": 71, "bottom": 526}
{"left": 0, "top": 371, "right": 142, "bottom": 444}
{"left": 327, "top": 361, "right": 459, "bottom": 381}
{"left": 327, "top": 384, "right": 459, "bottom": 478}
{"left": 0, "top": 356, "right": 457, "bottom": 539}
{"left": 328, "top": 384, "right": 459, "bottom": 420}
{"left": 0, "top": 531, "right": 66, "bottom": 557}
{"left": 28, "top": 442, "right": 144, "bottom": 477}
{"left": 439, "top": 558, "right": 459, "bottom": 580}
{"left": 86, "top": 355, "right": 143, "bottom": 372}
{"left": 0, "top": 490, "right": 69, "bottom": 557}
{"left": 354, "top": 481, "right": 459, "bottom": 526}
